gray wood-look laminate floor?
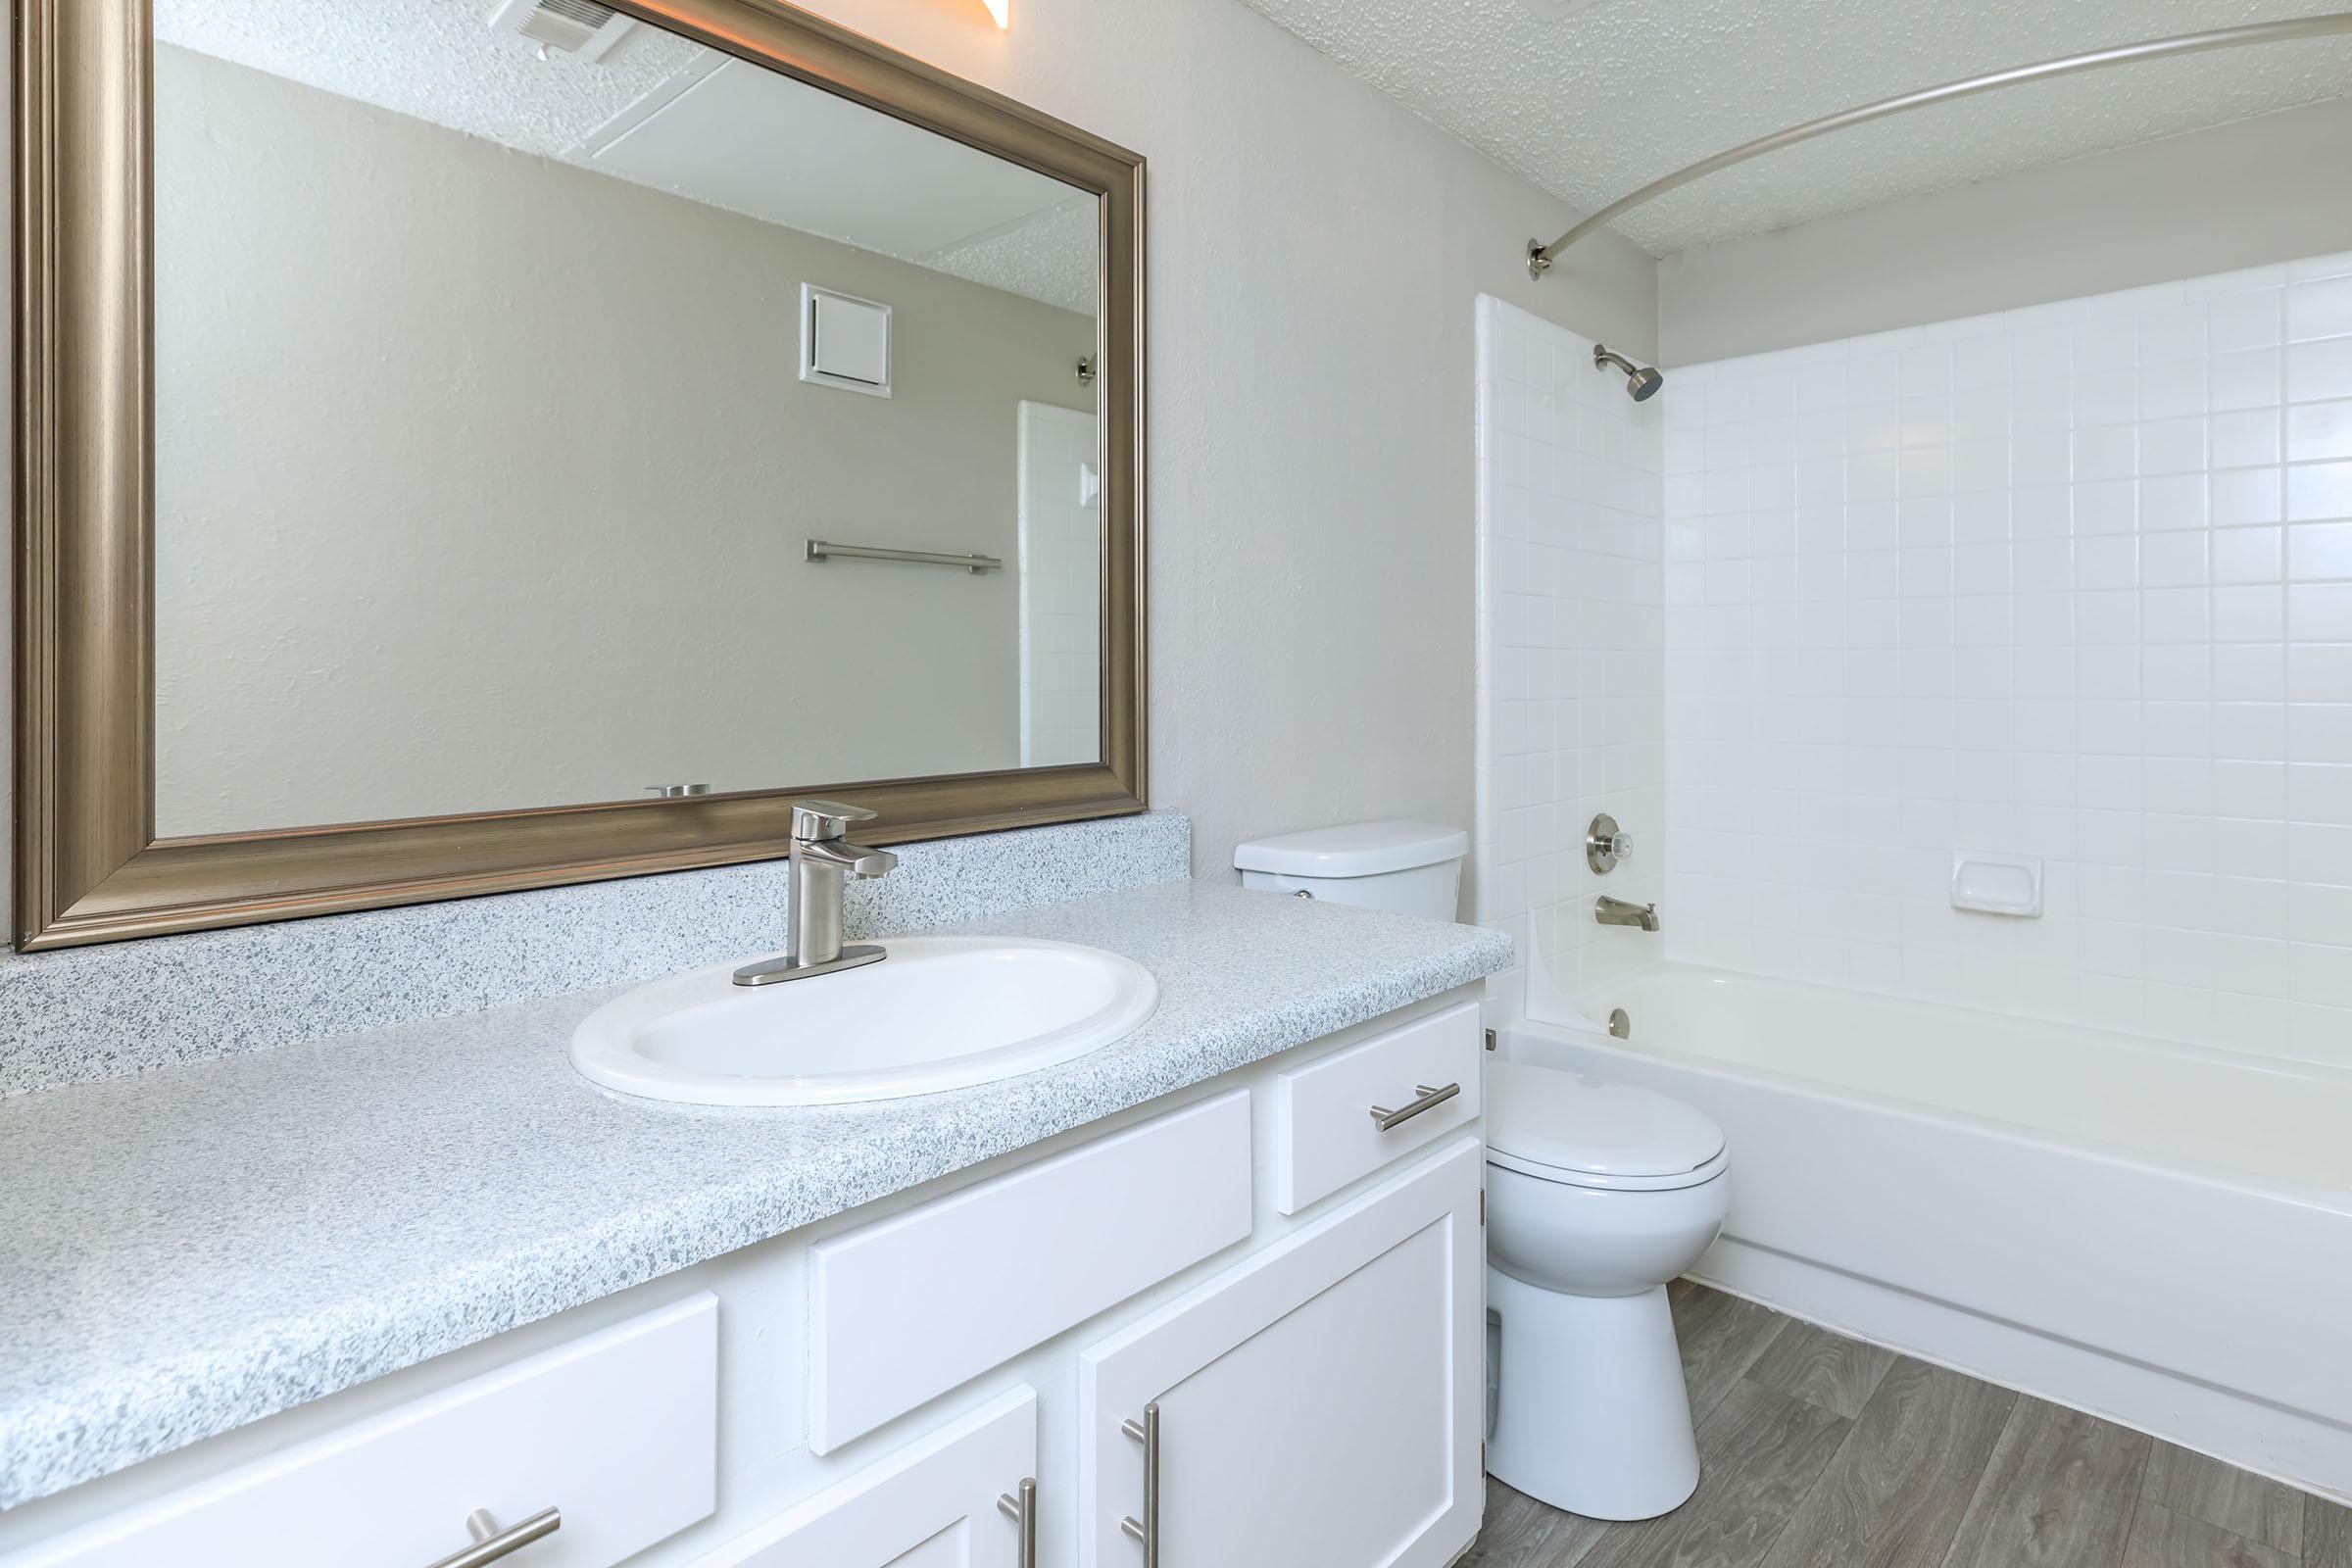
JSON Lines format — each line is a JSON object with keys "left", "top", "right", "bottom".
{"left": 1465, "top": 1283, "right": 2347, "bottom": 1568}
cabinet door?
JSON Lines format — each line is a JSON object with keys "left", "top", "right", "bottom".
{"left": 689, "top": 1388, "right": 1036, "bottom": 1568}
{"left": 1078, "top": 1139, "right": 1483, "bottom": 1568}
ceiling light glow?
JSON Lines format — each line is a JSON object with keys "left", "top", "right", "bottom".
{"left": 980, "top": 0, "right": 1009, "bottom": 25}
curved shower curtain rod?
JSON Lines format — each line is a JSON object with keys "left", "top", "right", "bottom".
{"left": 1528, "top": 12, "right": 2352, "bottom": 277}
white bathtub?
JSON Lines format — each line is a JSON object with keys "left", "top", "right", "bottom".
{"left": 1501, "top": 963, "right": 2352, "bottom": 1498}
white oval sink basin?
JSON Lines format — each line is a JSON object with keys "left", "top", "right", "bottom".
{"left": 570, "top": 935, "right": 1159, "bottom": 1106}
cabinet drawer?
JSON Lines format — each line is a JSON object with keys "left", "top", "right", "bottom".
{"left": 689, "top": 1388, "right": 1036, "bottom": 1567}
{"left": 1273, "top": 1000, "right": 1481, "bottom": 1213}
{"left": 809, "top": 1090, "right": 1251, "bottom": 1451}
{"left": 12, "top": 1296, "right": 717, "bottom": 1568}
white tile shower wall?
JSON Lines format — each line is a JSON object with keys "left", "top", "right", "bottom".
{"left": 1662, "top": 250, "right": 2352, "bottom": 1065}
{"left": 1475, "top": 297, "right": 1667, "bottom": 1008}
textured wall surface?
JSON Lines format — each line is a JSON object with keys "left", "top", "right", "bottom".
{"left": 1661, "top": 250, "right": 2352, "bottom": 1064}
{"left": 155, "top": 44, "right": 1096, "bottom": 834}
{"left": 776, "top": 0, "right": 1658, "bottom": 883}
{"left": 1661, "top": 97, "right": 2352, "bottom": 365}
{"left": 1473, "top": 298, "right": 1666, "bottom": 1009}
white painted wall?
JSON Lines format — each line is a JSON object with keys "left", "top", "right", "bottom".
{"left": 766, "top": 0, "right": 1658, "bottom": 888}
{"left": 1659, "top": 99, "right": 2352, "bottom": 368}
{"left": 153, "top": 43, "right": 1097, "bottom": 834}
{"left": 1473, "top": 298, "right": 1665, "bottom": 1011}
{"left": 1661, "top": 249, "right": 2352, "bottom": 1065}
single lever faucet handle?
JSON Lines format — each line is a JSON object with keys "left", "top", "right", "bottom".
{"left": 789, "top": 799, "right": 879, "bottom": 840}
{"left": 797, "top": 837, "right": 900, "bottom": 878}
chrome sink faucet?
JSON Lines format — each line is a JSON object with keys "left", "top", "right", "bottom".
{"left": 732, "top": 800, "right": 900, "bottom": 987}
{"left": 1594, "top": 895, "right": 1660, "bottom": 933}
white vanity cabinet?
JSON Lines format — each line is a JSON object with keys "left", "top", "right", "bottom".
{"left": 1, "top": 989, "right": 1491, "bottom": 1568}
{"left": 1077, "top": 1138, "right": 1485, "bottom": 1568}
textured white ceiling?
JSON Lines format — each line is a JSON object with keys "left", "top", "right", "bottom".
{"left": 154, "top": 0, "right": 712, "bottom": 157}
{"left": 920, "top": 197, "right": 1102, "bottom": 315}
{"left": 154, "top": 0, "right": 1095, "bottom": 313}
{"left": 1230, "top": 0, "right": 2352, "bottom": 256}
{"left": 580, "top": 55, "right": 1092, "bottom": 304}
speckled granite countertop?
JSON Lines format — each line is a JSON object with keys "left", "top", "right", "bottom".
{"left": 0, "top": 881, "right": 1510, "bottom": 1511}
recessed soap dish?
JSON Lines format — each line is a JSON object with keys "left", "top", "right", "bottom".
{"left": 1950, "top": 852, "right": 2042, "bottom": 917}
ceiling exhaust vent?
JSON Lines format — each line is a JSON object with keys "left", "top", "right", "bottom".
{"left": 488, "top": 0, "right": 636, "bottom": 62}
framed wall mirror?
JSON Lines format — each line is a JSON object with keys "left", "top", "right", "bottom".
{"left": 16, "top": 0, "right": 1146, "bottom": 950}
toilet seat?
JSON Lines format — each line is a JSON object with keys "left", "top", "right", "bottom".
{"left": 1487, "top": 1060, "right": 1728, "bottom": 1193}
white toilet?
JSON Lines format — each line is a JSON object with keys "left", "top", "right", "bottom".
{"left": 1235, "top": 818, "right": 1732, "bottom": 1524}
{"left": 1484, "top": 1060, "right": 1729, "bottom": 1521}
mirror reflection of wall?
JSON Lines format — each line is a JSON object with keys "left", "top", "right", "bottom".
{"left": 151, "top": 0, "right": 1102, "bottom": 838}
{"left": 1016, "top": 401, "right": 1102, "bottom": 768}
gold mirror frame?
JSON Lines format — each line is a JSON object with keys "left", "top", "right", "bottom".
{"left": 14, "top": 0, "right": 1146, "bottom": 951}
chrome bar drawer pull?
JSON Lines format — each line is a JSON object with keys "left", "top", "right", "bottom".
{"left": 1369, "top": 1081, "right": 1460, "bottom": 1131}
{"left": 1118, "top": 1400, "right": 1159, "bottom": 1566}
{"left": 424, "top": 1507, "right": 561, "bottom": 1568}
{"left": 998, "top": 1477, "right": 1038, "bottom": 1568}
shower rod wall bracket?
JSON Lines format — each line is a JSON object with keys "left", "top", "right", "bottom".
{"left": 1528, "top": 11, "right": 2352, "bottom": 274}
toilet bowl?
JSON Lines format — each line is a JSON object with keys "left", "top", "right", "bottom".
{"left": 1485, "top": 1058, "right": 1729, "bottom": 1522}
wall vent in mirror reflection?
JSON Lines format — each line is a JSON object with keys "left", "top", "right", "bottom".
{"left": 148, "top": 3, "right": 1103, "bottom": 836}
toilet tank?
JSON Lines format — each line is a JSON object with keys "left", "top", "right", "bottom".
{"left": 1232, "top": 820, "right": 1469, "bottom": 920}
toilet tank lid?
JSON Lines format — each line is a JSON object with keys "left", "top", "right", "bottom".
{"left": 1232, "top": 820, "right": 1469, "bottom": 878}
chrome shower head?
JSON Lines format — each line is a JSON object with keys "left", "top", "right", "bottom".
{"left": 1593, "top": 344, "right": 1664, "bottom": 402}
